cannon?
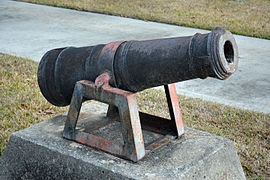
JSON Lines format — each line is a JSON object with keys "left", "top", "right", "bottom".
{"left": 38, "top": 27, "right": 238, "bottom": 162}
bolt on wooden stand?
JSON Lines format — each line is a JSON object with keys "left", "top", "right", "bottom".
{"left": 63, "top": 73, "right": 184, "bottom": 162}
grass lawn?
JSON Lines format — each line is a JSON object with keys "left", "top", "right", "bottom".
{"left": 0, "top": 54, "right": 269, "bottom": 178}
{"left": 19, "top": 0, "right": 270, "bottom": 39}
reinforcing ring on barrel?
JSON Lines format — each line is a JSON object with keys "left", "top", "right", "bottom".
{"left": 62, "top": 73, "right": 184, "bottom": 162}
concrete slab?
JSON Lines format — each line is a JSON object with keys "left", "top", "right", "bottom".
{"left": 0, "top": 101, "right": 245, "bottom": 179}
{"left": 0, "top": 0, "right": 270, "bottom": 114}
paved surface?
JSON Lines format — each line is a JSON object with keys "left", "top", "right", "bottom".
{"left": 1, "top": 0, "right": 270, "bottom": 114}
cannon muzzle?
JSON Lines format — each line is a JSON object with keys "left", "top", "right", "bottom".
{"left": 38, "top": 27, "right": 238, "bottom": 106}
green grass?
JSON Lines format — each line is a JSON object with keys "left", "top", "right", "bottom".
{"left": 19, "top": 0, "right": 270, "bottom": 39}
{"left": 0, "top": 54, "right": 269, "bottom": 178}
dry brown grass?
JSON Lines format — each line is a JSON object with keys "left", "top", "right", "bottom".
{"left": 0, "top": 54, "right": 68, "bottom": 155}
{"left": 20, "top": 0, "right": 270, "bottom": 39}
{"left": 137, "top": 89, "right": 270, "bottom": 178}
{"left": 0, "top": 54, "right": 269, "bottom": 178}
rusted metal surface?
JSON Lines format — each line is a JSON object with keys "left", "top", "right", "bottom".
{"left": 38, "top": 27, "right": 238, "bottom": 106}
{"left": 164, "top": 84, "right": 184, "bottom": 136}
{"left": 145, "top": 136, "right": 173, "bottom": 154}
{"left": 63, "top": 73, "right": 184, "bottom": 162}
{"left": 76, "top": 131, "right": 123, "bottom": 155}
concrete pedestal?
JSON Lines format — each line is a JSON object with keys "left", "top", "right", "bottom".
{"left": 0, "top": 102, "right": 245, "bottom": 179}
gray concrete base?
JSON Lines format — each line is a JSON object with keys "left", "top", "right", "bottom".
{"left": 0, "top": 102, "right": 245, "bottom": 179}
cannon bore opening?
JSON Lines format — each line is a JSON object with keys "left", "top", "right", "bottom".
{"left": 224, "top": 40, "right": 234, "bottom": 64}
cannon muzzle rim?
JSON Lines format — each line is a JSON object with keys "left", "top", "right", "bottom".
{"left": 208, "top": 27, "right": 239, "bottom": 80}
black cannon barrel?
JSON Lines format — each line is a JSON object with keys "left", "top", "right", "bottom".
{"left": 38, "top": 27, "right": 238, "bottom": 106}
